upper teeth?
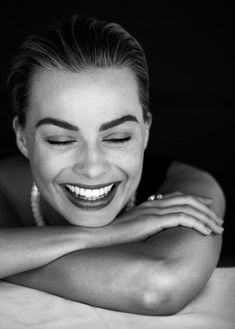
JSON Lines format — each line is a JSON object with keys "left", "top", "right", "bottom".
{"left": 66, "top": 184, "right": 113, "bottom": 199}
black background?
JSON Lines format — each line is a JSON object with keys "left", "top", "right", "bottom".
{"left": 0, "top": 1, "right": 233, "bottom": 264}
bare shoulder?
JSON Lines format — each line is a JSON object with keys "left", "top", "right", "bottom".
{"left": 0, "top": 155, "right": 32, "bottom": 187}
{"left": 0, "top": 155, "right": 33, "bottom": 226}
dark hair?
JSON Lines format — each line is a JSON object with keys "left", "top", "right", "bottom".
{"left": 8, "top": 15, "right": 150, "bottom": 127}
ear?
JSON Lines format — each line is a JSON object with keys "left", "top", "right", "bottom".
{"left": 143, "top": 112, "right": 152, "bottom": 149}
{"left": 12, "top": 116, "right": 29, "bottom": 158}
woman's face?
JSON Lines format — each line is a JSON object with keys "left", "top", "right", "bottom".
{"left": 15, "top": 67, "right": 151, "bottom": 227}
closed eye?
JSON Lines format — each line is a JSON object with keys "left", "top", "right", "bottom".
{"left": 47, "top": 140, "right": 75, "bottom": 146}
{"left": 104, "top": 137, "right": 131, "bottom": 144}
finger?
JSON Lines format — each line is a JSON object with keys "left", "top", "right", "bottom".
{"left": 146, "top": 205, "right": 223, "bottom": 234}
{"left": 178, "top": 195, "right": 224, "bottom": 225}
{"left": 150, "top": 213, "right": 211, "bottom": 235}
{"left": 194, "top": 197, "right": 213, "bottom": 205}
{"left": 158, "top": 191, "right": 182, "bottom": 199}
{"left": 162, "top": 192, "right": 213, "bottom": 205}
{"left": 154, "top": 213, "right": 223, "bottom": 236}
{"left": 146, "top": 195, "right": 223, "bottom": 225}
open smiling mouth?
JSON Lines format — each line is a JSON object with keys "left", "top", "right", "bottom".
{"left": 63, "top": 182, "right": 120, "bottom": 210}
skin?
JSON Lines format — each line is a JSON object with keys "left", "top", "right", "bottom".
{"left": 14, "top": 67, "right": 150, "bottom": 227}
{"left": 0, "top": 66, "right": 225, "bottom": 315}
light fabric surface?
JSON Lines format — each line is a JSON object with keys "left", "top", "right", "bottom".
{"left": 0, "top": 267, "right": 234, "bottom": 329}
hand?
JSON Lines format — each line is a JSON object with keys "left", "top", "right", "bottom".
{"left": 101, "top": 191, "right": 224, "bottom": 246}
{"left": 147, "top": 190, "right": 224, "bottom": 230}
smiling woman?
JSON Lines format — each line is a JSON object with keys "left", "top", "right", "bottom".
{"left": 14, "top": 67, "right": 149, "bottom": 227}
{"left": 0, "top": 14, "right": 225, "bottom": 315}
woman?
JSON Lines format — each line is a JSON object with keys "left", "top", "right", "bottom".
{"left": 0, "top": 15, "right": 225, "bottom": 315}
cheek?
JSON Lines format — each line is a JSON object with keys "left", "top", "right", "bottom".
{"left": 24, "top": 131, "right": 55, "bottom": 182}
{"left": 110, "top": 142, "right": 145, "bottom": 178}
{"left": 29, "top": 144, "right": 65, "bottom": 184}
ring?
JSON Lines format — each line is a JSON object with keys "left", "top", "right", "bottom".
{"left": 148, "top": 193, "right": 163, "bottom": 201}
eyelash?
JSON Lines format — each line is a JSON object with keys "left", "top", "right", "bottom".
{"left": 47, "top": 137, "right": 131, "bottom": 146}
{"left": 104, "top": 137, "right": 131, "bottom": 144}
{"left": 47, "top": 140, "right": 74, "bottom": 145}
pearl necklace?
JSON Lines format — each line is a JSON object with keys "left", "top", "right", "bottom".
{"left": 30, "top": 183, "right": 136, "bottom": 227}
{"left": 30, "top": 183, "right": 46, "bottom": 226}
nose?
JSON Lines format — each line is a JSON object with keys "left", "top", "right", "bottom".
{"left": 72, "top": 143, "right": 110, "bottom": 179}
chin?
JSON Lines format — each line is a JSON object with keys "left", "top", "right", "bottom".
{"left": 64, "top": 210, "right": 116, "bottom": 228}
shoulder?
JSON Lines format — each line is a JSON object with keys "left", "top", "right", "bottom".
{"left": 137, "top": 152, "right": 173, "bottom": 203}
{"left": 0, "top": 155, "right": 32, "bottom": 187}
{"left": 0, "top": 155, "right": 33, "bottom": 226}
{"left": 0, "top": 154, "right": 29, "bottom": 171}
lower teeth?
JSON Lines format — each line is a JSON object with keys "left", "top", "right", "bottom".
{"left": 78, "top": 194, "right": 106, "bottom": 200}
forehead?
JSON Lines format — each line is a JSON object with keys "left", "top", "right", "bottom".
{"left": 29, "top": 67, "right": 143, "bottom": 124}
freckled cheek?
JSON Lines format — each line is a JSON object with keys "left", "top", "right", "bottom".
{"left": 111, "top": 146, "right": 144, "bottom": 178}
{"left": 30, "top": 148, "right": 68, "bottom": 184}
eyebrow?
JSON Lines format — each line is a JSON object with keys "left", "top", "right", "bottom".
{"left": 35, "top": 115, "right": 139, "bottom": 131}
{"left": 35, "top": 118, "right": 78, "bottom": 131}
{"left": 100, "top": 115, "right": 139, "bottom": 131}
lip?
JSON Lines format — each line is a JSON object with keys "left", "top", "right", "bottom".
{"left": 62, "top": 182, "right": 120, "bottom": 211}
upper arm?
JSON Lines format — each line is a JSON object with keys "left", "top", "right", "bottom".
{"left": 145, "top": 227, "right": 222, "bottom": 314}
{"left": 161, "top": 161, "right": 226, "bottom": 219}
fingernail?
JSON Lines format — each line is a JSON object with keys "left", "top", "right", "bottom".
{"left": 216, "top": 217, "right": 224, "bottom": 225}
{"left": 200, "top": 198, "right": 213, "bottom": 204}
{"left": 205, "top": 228, "right": 212, "bottom": 234}
{"left": 203, "top": 197, "right": 213, "bottom": 201}
{"left": 217, "top": 226, "right": 224, "bottom": 233}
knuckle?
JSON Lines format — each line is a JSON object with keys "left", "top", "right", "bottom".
{"left": 148, "top": 215, "right": 158, "bottom": 221}
{"left": 176, "top": 212, "right": 187, "bottom": 219}
{"left": 185, "top": 195, "right": 194, "bottom": 203}
{"left": 175, "top": 190, "right": 183, "bottom": 195}
{"left": 138, "top": 204, "right": 150, "bottom": 212}
{"left": 184, "top": 204, "right": 192, "bottom": 211}
{"left": 144, "top": 200, "right": 155, "bottom": 207}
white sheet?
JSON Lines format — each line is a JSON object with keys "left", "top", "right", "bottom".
{"left": 0, "top": 268, "right": 234, "bottom": 329}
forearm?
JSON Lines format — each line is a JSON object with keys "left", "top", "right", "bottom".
{"left": 4, "top": 226, "right": 222, "bottom": 315}
{"left": 0, "top": 226, "right": 106, "bottom": 278}
{"left": 5, "top": 241, "right": 170, "bottom": 315}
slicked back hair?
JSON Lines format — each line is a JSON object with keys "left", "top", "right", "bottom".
{"left": 8, "top": 15, "right": 150, "bottom": 126}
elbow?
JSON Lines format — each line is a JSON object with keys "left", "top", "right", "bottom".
{"left": 142, "top": 290, "right": 177, "bottom": 316}
{"left": 140, "top": 263, "right": 206, "bottom": 316}
{"left": 140, "top": 267, "right": 184, "bottom": 316}
{"left": 141, "top": 288, "right": 183, "bottom": 316}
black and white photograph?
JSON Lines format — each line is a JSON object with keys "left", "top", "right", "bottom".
{"left": 0, "top": 1, "right": 234, "bottom": 328}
